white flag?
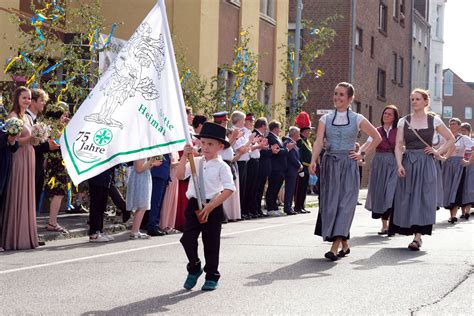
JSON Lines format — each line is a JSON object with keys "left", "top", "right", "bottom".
{"left": 60, "top": 0, "right": 191, "bottom": 185}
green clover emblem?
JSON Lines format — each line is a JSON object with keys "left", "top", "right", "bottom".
{"left": 93, "top": 128, "right": 113, "bottom": 146}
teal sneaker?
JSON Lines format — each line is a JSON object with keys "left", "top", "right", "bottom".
{"left": 201, "top": 280, "right": 218, "bottom": 291}
{"left": 183, "top": 269, "right": 203, "bottom": 290}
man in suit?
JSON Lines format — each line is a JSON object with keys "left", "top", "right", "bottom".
{"left": 244, "top": 115, "right": 269, "bottom": 217}
{"left": 253, "top": 117, "right": 270, "bottom": 217}
{"left": 26, "top": 89, "right": 59, "bottom": 210}
{"left": 294, "top": 112, "right": 313, "bottom": 214}
{"left": 284, "top": 126, "right": 302, "bottom": 215}
{"left": 147, "top": 153, "right": 171, "bottom": 236}
{"left": 265, "top": 120, "right": 294, "bottom": 216}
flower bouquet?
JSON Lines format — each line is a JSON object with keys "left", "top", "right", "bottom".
{"left": 3, "top": 117, "right": 24, "bottom": 136}
{"left": 31, "top": 122, "right": 51, "bottom": 145}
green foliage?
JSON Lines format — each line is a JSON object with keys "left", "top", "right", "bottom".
{"left": 176, "top": 30, "right": 270, "bottom": 119}
{"left": 281, "top": 14, "right": 341, "bottom": 123}
{"left": 2, "top": 0, "right": 110, "bottom": 109}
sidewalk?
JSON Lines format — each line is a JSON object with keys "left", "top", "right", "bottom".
{"left": 37, "top": 189, "right": 369, "bottom": 242}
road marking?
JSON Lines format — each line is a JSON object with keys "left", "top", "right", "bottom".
{"left": 0, "top": 218, "right": 314, "bottom": 275}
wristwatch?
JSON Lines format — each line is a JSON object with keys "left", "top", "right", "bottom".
{"left": 360, "top": 151, "right": 366, "bottom": 162}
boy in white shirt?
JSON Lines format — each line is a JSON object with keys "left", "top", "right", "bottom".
{"left": 177, "top": 122, "right": 236, "bottom": 291}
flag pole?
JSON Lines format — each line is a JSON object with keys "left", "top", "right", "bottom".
{"left": 159, "top": 0, "right": 202, "bottom": 210}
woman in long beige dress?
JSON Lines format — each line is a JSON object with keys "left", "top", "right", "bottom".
{"left": 160, "top": 152, "right": 180, "bottom": 232}
{"left": 1, "top": 86, "right": 38, "bottom": 250}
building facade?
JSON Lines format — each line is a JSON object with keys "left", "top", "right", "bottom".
{"left": 0, "top": 0, "right": 289, "bottom": 121}
{"left": 289, "top": 0, "right": 412, "bottom": 186}
{"left": 427, "top": 0, "right": 446, "bottom": 115}
{"left": 411, "top": 0, "right": 430, "bottom": 93}
{"left": 442, "top": 69, "right": 474, "bottom": 130}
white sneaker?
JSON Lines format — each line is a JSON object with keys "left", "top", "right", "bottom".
{"left": 268, "top": 210, "right": 281, "bottom": 217}
{"left": 129, "top": 232, "right": 150, "bottom": 239}
{"left": 102, "top": 233, "right": 115, "bottom": 241}
{"left": 89, "top": 232, "right": 110, "bottom": 243}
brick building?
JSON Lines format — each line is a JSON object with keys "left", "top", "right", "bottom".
{"left": 442, "top": 69, "right": 474, "bottom": 131}
{"left": 289, "top": 0, "right": 412, "bottom": 185}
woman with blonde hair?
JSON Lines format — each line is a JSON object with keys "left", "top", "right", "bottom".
{"left": 393, "top": 89, "right": 454, "bottom": 250}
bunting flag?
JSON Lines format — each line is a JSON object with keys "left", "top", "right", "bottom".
{"left": 60, "top": 0, "right": 191, "bottom": 185}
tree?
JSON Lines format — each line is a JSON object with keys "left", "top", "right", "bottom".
{"left": 2, "top": 0, "right": 114, "bottom": 109}
{"left": 281, "top": 14, "right": 341, "bottom": 123}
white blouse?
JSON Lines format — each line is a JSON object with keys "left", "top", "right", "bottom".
{"left": 319, "top": 110, "right": 365, "bottom": 129}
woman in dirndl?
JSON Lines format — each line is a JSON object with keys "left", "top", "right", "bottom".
{"left": 393, "top": 89, "right": 454, "bottom": 251}
{"left": 459, "top": 123, "right": 474, "bottom": 218}
{"left": 363, "top": 105, "right": 399, "bottom": 235}
{"left": 309, "top": 82, "right": 381, "bottom": 261}
{"left": 442, "top": 118, "right": 473, "bottom": 223}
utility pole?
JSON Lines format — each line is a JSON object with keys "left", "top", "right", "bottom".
{"left": 291, "top": 0, "right": 302, "bottom": 116}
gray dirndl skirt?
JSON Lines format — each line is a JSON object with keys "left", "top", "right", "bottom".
{"left": 435, "top": 160, "right": 443, "bottom": 209}
{"left": 365, "top": 152, "right": 397, "bottom": 217}
{"left": 315, "top": 152, "right": 359, "bottom": 241}
{"left": 442, "top": 156, "right": 464, "bottom": 208}
{"left": 392, "top": 150, "right": 436, "bottom": 235}
{"left": 462, "top": 165, "right": 474, "bottom": 205}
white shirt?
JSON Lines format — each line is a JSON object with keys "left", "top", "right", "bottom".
{"left": 26, "top": 109, "right": 37, "bottom": 122}
{"left": 184, "top": 156, "right": 236, "bottom": 200}
{"left": 366, "top": 126, "right": 393, "bottom": 143}
{"left": 319, "top": 110, "right": 365, "bottom": 128}
{"left": 452, "top": 134, "right": 473, "bottom": 157}
{"left": 232, "top": 126, "right": 251, "bottom": 161}
{"left": 219, "top": 146, "right": 234, "bottom": 161}
{"left": 397, "top": 115, "right": 444, "bottom": 129}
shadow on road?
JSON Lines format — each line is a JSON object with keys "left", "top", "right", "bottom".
{"left": 350, "top": 247, "right": 426, "bottom": 270}
{"left": 81, "top": 289, "right": 205, "bottom": 315}
{"left": 244, "top": 258, "right": 335, "bottom": 286}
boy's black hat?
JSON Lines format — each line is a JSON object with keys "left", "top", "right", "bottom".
{"left": 195, "top": 122, "right": 230, "bottom": 148}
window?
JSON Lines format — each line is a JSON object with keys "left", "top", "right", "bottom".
{"left": 418, "top": 27, "right": 422, "bottom": 44}
{"left": 412, "top": 22, "right": 417, "bottom": 39}
{"left": 443, "top": 105, "right": 453, "bottom": 119}
{"left": 400, "top": 0, "right": 406, "bottom": 26}
{"left": 444, "top": 70, "right": 453, "bottom": 96}
{"left": 424, "top": 33, "right": 428, "bottom": 48}
{"left": 355, "top": 27, "right": 363, "bottom": 50}
{"left": 392, "top": 52, "right": 398, "bottom": 82}
{"left": 260, "top": 0, "right": 275, "bottom": 21}
{"left": 436, "top": 5, "right": 443, "bottom": 39}
{"left": 379, "top": 2, "right": 388, "bottom": 33}
{"left": 434, "top": 64, "right": 440, "bottom": 98}
{"left": 377, "top": 68, "right": 386, "bottom": 99}
{"left": 369, "top": 105, "right": 373, "bottom": 123}
{"left": 398, "top": 56, "right": 404, "bottom": 85}
{"left": 259, "top": 82, "right": 273, "bottom": 106}
{"left": 355, "top": 101, "right": 361, "bottom": 114}
{"left": 466, "top": 107, "right": 473, "bottom": 120}
{"left": 370, "top": 36, "right": 375, "bottom": 58}
{"left": 393, "top": 0, "right": 399, "bottom": 19}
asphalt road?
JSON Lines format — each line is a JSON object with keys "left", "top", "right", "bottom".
{"left": 0, "top": 205, "right": 472, "bottom": 315}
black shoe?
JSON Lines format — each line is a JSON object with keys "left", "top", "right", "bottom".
{"left": 377, "top": 230, "right": 388, "bottom": 235}
{"left": 250, "top": 213, "right": 259, "bottom": 219}
{"left": 324, "top": 251, "right": 339, "bottom": 261}
{"left": 337, "top": 248, "right": 350, "bottom": 258}
{"left": 302, "top": 208, "right": 311, "bottom": 213}
{"left": 147, "top": 229, "right": 165, "bottom": 236}
{"left": 356, "top": 201, "right": 362, "bottom": 205}
{"left": 465, "top": 213, "right": 471, "bottom": 220}
{"left": 448, "top": 217, "right": 458, "bottom": 224}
